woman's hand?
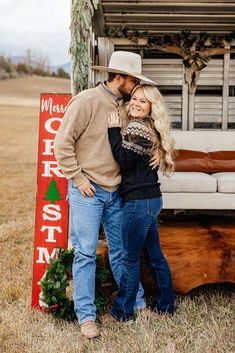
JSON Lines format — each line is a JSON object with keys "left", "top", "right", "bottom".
{"left": 108, "top": 111, "right": 122, "bottom": 128}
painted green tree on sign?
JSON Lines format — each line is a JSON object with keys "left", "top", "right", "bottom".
{"left": 44, "top": 178, "right": 62, "bottom": 203}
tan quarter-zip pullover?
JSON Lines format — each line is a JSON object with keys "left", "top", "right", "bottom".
{"left": 54, "top": 83, "right": 129, "bottom": 191}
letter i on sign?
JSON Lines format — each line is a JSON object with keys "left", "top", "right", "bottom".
{"left": 32, "top": 93, "right": 72, "bottom": 309}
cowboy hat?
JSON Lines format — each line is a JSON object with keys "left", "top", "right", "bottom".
{"left": 92, "top": 51, "right": 158, "bottom": 86}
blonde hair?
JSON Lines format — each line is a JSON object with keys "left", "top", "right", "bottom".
{"left": 129, "top": 85, "right": 175, "bottom": 176}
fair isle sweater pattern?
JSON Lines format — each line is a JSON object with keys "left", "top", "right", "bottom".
{"left": 122, "top": 120, "right": 153, "bottom": 156}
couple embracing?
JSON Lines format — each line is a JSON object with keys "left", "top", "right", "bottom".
{"left": 55, "top": 51, "right": 175, "bottom": 339}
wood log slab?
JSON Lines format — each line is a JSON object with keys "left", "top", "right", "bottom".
{"left": 141, "top": 215, "right": 235, "bottom": 294}
{"left": 96, "top": 215, "right": 235, "bottom": 294}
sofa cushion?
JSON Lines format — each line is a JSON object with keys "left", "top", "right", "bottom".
{"left": 171, "top": 131, "right": 235, "bottom": 151}
{"left": 159, "top": 172, "right": 217, "bottom": 193}
{"left": 212, "top": 173, "right": 235, "bottom": 193}
{"left": 174, "top": 150, "right": 235, "bottom": 172}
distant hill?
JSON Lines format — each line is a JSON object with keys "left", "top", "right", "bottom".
{"left": 10, "top": 55, "right": 24, "bottom": 64}
{"left": 9, "top": 55, "right": 71, "bottom": 76}
{"left": 52, "top": 62, "right": 71, "bottom": 76}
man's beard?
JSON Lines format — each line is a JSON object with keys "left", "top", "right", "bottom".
{"left": 118, "top": 86, "right": 131, "bottom": 103}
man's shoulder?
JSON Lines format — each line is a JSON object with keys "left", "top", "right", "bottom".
{"left": 73, "top": 85, "right": 100, "bottom": 102}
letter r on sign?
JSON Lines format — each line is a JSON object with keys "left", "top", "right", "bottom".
{"left": 42, "top": 161, "right": 64, "bottom": 177}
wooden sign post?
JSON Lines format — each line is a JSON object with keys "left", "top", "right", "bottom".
{"left": 32, "top": 93, "right": 72, "bottom": 309}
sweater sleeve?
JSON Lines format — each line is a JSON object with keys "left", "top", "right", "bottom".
{"left": 54, "top": 94, "right": 91, "bottom": 186}
{"left": 108, "top": 121, "right": 153, "bottom": 170}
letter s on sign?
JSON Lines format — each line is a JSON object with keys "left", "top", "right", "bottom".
{"left": 42, "top": 204, "right": 62, "bottom": 221}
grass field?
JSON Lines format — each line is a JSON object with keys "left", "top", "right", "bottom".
{"left": 0, "top": 77, "right": 234, "bottom": 353}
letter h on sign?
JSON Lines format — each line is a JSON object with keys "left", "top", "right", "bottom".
{"left": 32, "top": 93, "right": 72, "bottom": 309}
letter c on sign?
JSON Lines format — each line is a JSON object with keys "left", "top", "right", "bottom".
{"left": 45, "top": 117, "right": 62, "bottom": 134}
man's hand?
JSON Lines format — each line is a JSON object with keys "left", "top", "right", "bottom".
{"left": 108, "top": 111, "right": 122, "bottom": 128}
{"left": 78, "top": 179, "right": 96, "bottom": 197}
{"left": 150, "top": 147, "right": 163, "bottom": 169}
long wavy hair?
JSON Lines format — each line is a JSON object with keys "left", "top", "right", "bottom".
{"left": 128, "top": 84, "right": 175, "bottom": 176}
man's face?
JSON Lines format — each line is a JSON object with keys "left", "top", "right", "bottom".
{"left": 118, "top": 76, "right": 140, "bottom": 101}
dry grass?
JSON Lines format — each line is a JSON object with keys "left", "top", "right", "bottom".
{"left": 0, "top": 77, "right": 234, "bottom": 353}
{"left": 0, "top": 76, "right": 71, "bottom": 107}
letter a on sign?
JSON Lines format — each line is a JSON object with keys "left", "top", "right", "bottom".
{"left": 32, "top": 93, "right": 72, "bottom": 309}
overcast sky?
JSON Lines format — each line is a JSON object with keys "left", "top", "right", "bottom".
{"left": 0, "top": 0, "right": 71, "bottom": 66}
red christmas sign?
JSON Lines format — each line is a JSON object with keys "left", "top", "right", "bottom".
{"left": 32, "top": 93, "right": 72, "bottom": 309}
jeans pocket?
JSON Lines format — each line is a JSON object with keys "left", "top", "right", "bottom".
{"left": 146, "top": 197, "right": 162, "bottom": 217}
{"left": 68, "top": 181, "right": 83, "bottom": 202}
{"left": 123, "top": 200, "right": 137, "bottom": 215}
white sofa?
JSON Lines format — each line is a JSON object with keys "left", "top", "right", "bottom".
{"left": 159, "top": 131, "right": 235, "bottom": 210}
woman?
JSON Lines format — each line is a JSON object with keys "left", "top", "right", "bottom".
{"left": 107, "top": 84, "right": 175, "bottom": 322}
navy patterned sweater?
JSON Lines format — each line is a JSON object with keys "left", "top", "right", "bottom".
{"left": 108, "top": 119, "right": 162, "bottom": 202}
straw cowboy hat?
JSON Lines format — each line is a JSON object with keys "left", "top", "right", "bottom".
{"left": 92, "top": 51, "right": 158, "bottom": 85}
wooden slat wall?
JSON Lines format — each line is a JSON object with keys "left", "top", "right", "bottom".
{"left": 142, "top": 59, "right": 183, "bottom": 86}
{"left": 228, "top": 97, "right": 235, "bottom": 123}
{"left": 164, "top": 96, "right": 182, "bottom": 123}
{"left": 142, "top": 57, "right": 235, "bottom": 130}
{"left": 224, "top": 48, "right": 235, "bottom": 128}
{"left": 229, "top": 59, "right": 235, "bottom": 86}
{"left": 142, "top": 58, "right": 185, "bottom": 127}
{"left": 94, "top": 37, "right": 235, "bottom": 130}
{"left": 194, "top": 96, "right": 223, "bottom": 123}
{"left": 194, "top": 60, "right": 224, "bottom": 125}
{"left": 100, "top": 0, "right": 235, "bottom": 33}
{"left": 197, "top": 60, "right": 223, "bottom": 86}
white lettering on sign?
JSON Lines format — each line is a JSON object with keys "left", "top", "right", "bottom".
{"left": 36, "top": 247, "right": 59, "bottom": 264}
{"left": 42, "top": 139, "right": 54, "bottom": 155}
{"left": 42, "top": 161, "right": 64, "bottom": 177}
{"left": 40, "top": 225, "right": 62, "bottom": 243}
{"left": 42, "top": 204, "right": 62, "bottom": 221}
{"left": 41, "top": 98, "right": 67, "bottom": 116}
{"left": 45, "top": 117, "right": 62, "bottom": 134}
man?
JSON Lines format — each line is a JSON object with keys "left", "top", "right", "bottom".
{"left": 54, "top": 51, "right": 158, "bottom": 338}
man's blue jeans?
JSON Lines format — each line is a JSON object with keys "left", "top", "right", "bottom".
{"left": 68, "top": 180, "right": 146, "bottom": 324}
{"left": 110, "top": 197, "right": 175, "bottom": 322}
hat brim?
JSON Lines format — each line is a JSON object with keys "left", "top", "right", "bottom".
{"left": 92, "top": 66, "right": 158, "bottom": 86}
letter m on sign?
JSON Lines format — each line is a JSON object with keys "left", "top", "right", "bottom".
{"left": 32, "top": 93, "right": 72, "bottom": 309}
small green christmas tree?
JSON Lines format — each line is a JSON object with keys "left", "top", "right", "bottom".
{"left": 44, "top": 178, "right": 62, "bottom": 203}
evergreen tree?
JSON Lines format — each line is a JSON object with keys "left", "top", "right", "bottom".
{"left": 44, "top": 178, "right": 62, "bottom": 203}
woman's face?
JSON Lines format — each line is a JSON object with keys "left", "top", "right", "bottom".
{"left": 129, "top": 87, "right": 151, "bottom": 119}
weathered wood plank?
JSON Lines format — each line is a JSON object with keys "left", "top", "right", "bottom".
{"left": 165, "top": 103, "right": 182, "bottom": 109}
{"left": 194, "top": 116, "right": 222, "bottom": 122}
{"left": 144, "top": 73, "right": 183, "bottom": 79}
{"left": 195, "top": 103, "right": 222, "bottom": 109}
{"left": 106, "top": 22, "right": 235, "bottom": 30}
{"left": 143, "top": 67, "right": 183, "bottom": 72}
{"left": 102, "top": 0, "right": 235, "bottom": 3}
{"left": 194, "top": 107, "right": 223, "bottom": 116}
{"left": 195, "top": 97, "right": 223, "bottom": 102}
{"left": 154, "top": 80, "right": 183, "bottom": 85}
{"left": 143, "top": 59, "right": 182, "bottom": 64}
{"left": 165, "top": 96, "right": 182, "bottom": 102}
{"left": 105, "top": 14, "right": 235, "bottom": 23}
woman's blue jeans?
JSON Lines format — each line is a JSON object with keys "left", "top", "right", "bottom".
{"left": 68, "top": 180, "right": 146, "bottom": 324}
{"left": 110, "top": 197, "right": 175, "bottom": 322}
